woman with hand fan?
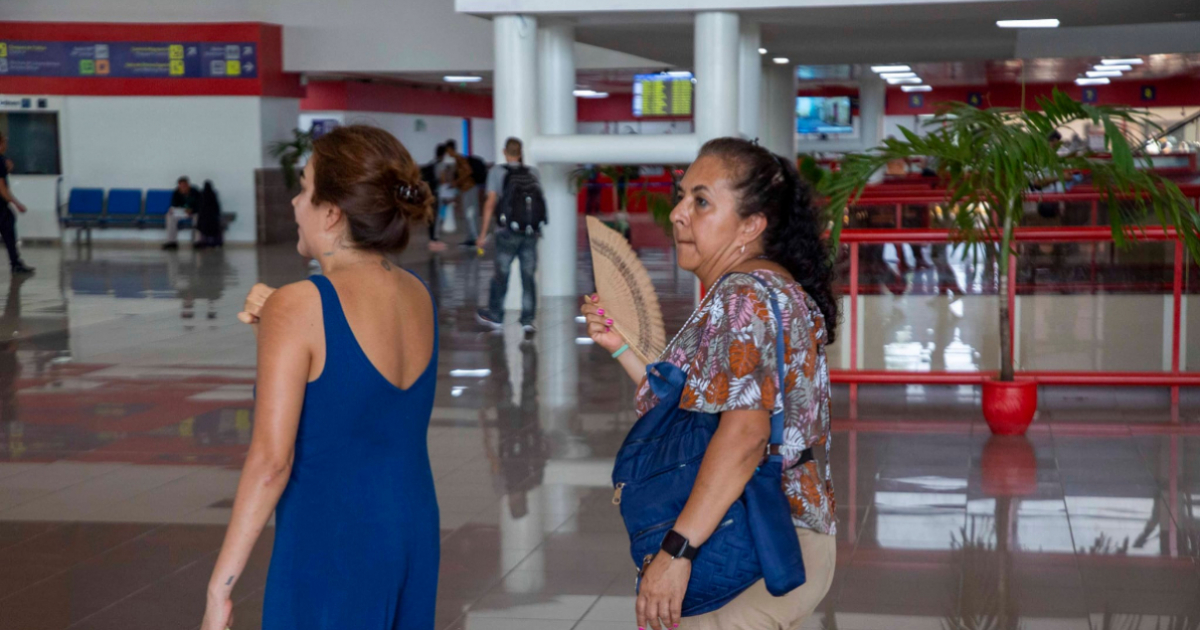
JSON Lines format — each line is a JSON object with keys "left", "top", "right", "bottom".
{"left": 581, "top": 138, "right": 838, "bottom": 630}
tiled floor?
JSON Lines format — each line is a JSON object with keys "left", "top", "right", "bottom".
{"left": 0, "top": 242, "right": 1197, "bottom": 630}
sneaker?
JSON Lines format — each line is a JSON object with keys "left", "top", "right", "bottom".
{"left": 522, "top": 323, "right": 537, "bottom": 335}
{"left": 476, "top": 308, "right": 502, "bottom": 329}
{"left": 10, "top": 262, "right": 34, "bottom": 275}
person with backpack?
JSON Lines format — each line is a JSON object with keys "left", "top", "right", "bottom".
{"left": 444, "top": 140, "right": 489, "bottom": 247}
{"left": 476, "top": 137, "right": 546, "bottom": 335}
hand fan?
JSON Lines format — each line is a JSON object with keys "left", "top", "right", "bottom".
{"left": 586, "top": 216, "right": 667, "bottom": 365}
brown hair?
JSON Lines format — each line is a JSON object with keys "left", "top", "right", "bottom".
{"left": 309, "top": 125, "right": 432, "bottom": 253}
{"left": 504, "top": 137, "right": 523, "bottom": 161}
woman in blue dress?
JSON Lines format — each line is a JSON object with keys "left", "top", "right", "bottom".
{"left": 201, "top": 125, "right": 440, "bottom": 630}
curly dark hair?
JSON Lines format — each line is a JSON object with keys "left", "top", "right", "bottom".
{"left": 698, "top": 137, "right": 839, "bottom": 344}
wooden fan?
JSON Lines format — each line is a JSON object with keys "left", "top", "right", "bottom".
{"left": 586, "top": 216, "right": 666, "bottom": 365}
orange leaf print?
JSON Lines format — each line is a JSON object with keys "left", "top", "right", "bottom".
{"left": 760, "top": 374, "right": 777, "bottom": 411}
{"left": 787, "top": 492, "right": 806, "bottom": 515}
{"left": 681, "top": 385, "right": 699, "bottom": 409}
{"left": 800, "top": 467, "right": 823, "bottom": 507}
{"left": 705, "top": 372, "right": 731, "bottom": 406}
{"left": 753, "top": 296, "right": 771, "bottom": 323}
{"left": 729, "top": 340, "right": 761, "bottom": 378}
{"left": 784, "top": 370, "right": 798, "bottom": 394}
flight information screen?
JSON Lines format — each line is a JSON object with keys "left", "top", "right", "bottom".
{"left": 633, "top": 72, "right": 694, "bottom": 117}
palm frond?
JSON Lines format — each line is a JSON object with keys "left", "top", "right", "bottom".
{"left": 820, "top": 87, "right": 1200, "bottom": 379}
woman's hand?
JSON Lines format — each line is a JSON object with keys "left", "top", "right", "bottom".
{"left": 237, "top": 283, "right": 276, "bottom": 325}
{"left": 580, "top": 294, "right": 627, "bottom": 354}
{"left": 637, "top": 551, "right": 690, "bottom": 630}
{"left": 200, "top": 591, "right": 233, "bottom": 630}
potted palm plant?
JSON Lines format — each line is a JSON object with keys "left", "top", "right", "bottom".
{"left": 267, "top": 128, "right": 315, "bottom": 191}
{"left": 823, "top": 89, "right": 1200, "bottom": 435}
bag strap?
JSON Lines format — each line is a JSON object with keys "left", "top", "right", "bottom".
{"left": 743, "top": 273, "right": 787, "bottom": 454}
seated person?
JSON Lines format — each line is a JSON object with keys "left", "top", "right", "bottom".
{"left": 163, "top": 176, "right": 200, "bottom": 250}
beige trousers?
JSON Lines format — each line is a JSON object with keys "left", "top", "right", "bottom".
{"left": 680, "top": 528, "right": 837, "bottom": 630}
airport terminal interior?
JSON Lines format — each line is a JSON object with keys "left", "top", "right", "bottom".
{"left": 1, "top": 1, "right": 1199, "bottom": 629}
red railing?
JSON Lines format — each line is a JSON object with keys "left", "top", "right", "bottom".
{"left": 833, "top": 184, "right": 1200, "bottom": 418}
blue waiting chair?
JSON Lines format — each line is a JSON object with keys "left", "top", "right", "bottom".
{"left": 142, "top": 189, "right": 176, "bottom": 228}
{"left": 105, "top": 189, "right": 143, "bottom": 226}
{"left": 62, "top": 188, "right": 105, "bottom": 244}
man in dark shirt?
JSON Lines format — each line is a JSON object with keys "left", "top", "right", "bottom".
{"left": 163, "top": 176, "right": 200, "bottom": 250}
{"left": 0, "top": 132, "right": 34, "bottom": 275}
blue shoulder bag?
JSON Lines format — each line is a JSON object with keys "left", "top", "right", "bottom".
{"left": 611, "top": 275, "right": 807, "bottom": 616}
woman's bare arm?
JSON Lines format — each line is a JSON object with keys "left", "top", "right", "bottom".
{"left": 204, "top": 284, "right": 316, "bottom": 614}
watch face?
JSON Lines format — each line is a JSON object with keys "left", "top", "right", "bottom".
{"left": 662, "top": 530, "right": 687, "bottom": 557}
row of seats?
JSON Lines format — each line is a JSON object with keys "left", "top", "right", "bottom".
{"left": 63, "top": 188, "right": 181, "bottom": 228}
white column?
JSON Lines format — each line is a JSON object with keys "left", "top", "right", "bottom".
{"left": 538, "top": 22, "right": 577, "bottom": 298}
{"left": 494, "top": 15, "right": 538, "bottom": 163}
{"left": 493, "top": 15, "right": 538, "bottom": 312}
{"left": 694, "top": 11, "right": 740, "bottom": 143}
{"left": 737, "top": 21, "right": 762, "bottom": 141}
{"left": 759, "top": 61, "right": 796, "bottom": 158}
{"left": 858, "top": 70, "right": 886, "bottom": 150}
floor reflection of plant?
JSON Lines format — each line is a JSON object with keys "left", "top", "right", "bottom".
{"left": 1096, "top": 606, "right": 1200, "bottom": 630}
{"left": 945, "top": 508, "right": 1023, "bottom": 630}
{"left": 1087, "top": 532, "right": 1131, "bottom": 556}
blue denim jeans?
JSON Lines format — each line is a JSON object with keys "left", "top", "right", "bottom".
{"left": 487, "top": 230, "right": 538, "bottom": 325}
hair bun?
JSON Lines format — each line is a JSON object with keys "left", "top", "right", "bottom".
{"left": 390, "top": 174, "right": 433, "bottom": 225}
{"left": 310, "top": 124, "right": 433, "bottom": 253}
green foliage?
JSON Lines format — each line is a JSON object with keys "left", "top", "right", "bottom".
{"left": 267, "top": 128, "right": 315, "bottom": 190}
{"left": 637, "top": 189, "right": 675, "bottom": 238}
{"left": 822, "top": 89, "right": 1200, "bottom": 264}
{"left": 820, "top": 89, "right": 1200, "bottom": 380}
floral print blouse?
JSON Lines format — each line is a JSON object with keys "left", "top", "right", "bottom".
{"left": 634, "top": 270, "right": 836, "bottom": 535}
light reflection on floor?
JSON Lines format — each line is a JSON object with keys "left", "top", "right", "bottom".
{"left": 0, "top": 242, "right": 1197, "bottom": 630}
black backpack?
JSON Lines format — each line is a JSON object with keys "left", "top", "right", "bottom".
{"left": 467, "top": 155, "right": 489, "bottom": 187}
{"left": 497, "top": 165, "right": 547, "bottom": 235}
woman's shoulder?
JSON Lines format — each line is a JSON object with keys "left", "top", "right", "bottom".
{"left": 714, "top": 269, "right": 799, "bottom": 306}
{"left": 718, "top": 270, "right": 820, "bottom": 322}
{"left": 260, "top": 280, "right": 323, "bottom": 326}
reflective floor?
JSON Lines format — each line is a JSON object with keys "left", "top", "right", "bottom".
{"left": 0, "top": 241, "right": 1198, "bottom": 630}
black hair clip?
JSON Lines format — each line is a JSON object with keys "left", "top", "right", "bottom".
{"left": 395, "top": 183, "right": 419, "bottom": 203}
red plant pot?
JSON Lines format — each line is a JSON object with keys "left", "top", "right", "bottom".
{"left": 980, "top": 435, "right": 1038, "bottom": 497}
{"left": 981, "top": 379, "right": 1037, "bottom": 436}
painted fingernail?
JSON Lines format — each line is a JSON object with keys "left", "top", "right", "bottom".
{"left": 597, "top": 308, "right": 605, "bottom": 316}
{"left": 606, "top": 318, "right": 613, "bottom": 326}
{"left": 605, "top": 326, "right": 611, "bottom": 332}
{"left": 592, "top": 294, "right": 599, "bottom": 302}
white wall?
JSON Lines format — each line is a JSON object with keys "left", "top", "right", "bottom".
{"left": 58, "top": 95, "right": 295, "bottom": 244}
{"left": 259, "top": 97, "right": 301, "bottom": 168}
{"left": 299, "top": 111, "right": 467, "bottom": 166}
{"left": 471, "top": 117, "right": 495, "bottom": 162}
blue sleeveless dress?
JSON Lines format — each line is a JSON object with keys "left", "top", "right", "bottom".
{"left": 263, "top": 273, "right": 440, "bottom": 630}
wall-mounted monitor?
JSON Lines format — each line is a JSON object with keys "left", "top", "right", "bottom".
{"left": 796, "top": 96, "right": 854, "bottom": 134}
{"left": 633, "top": 72, "right": 694, "bottom": 117}
{"left": 0, "top": 112, "right": 61, "bottom": 175}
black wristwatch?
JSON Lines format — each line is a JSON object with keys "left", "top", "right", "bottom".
{"left": 660, "top": 529, "right": 699, "bottom": 561}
